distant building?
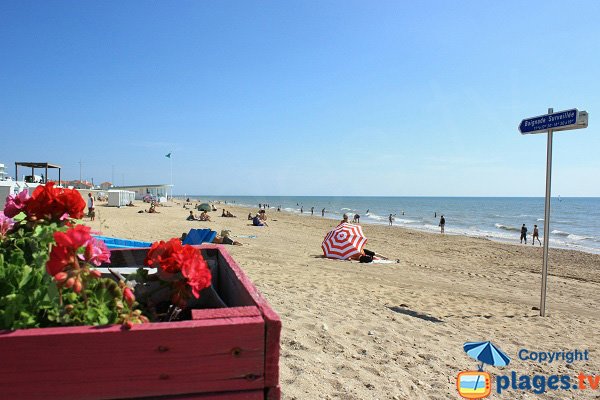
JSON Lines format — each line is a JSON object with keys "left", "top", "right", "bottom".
{"left": 111, "top": 184, "right": 172, "bottom": 201}
{"left": 64, "top": 180, "right": 94, "bottom": 190}
{"left": 99, "top": 181, "right": 113, "bottom": 190}
{"left": 0, "top": 163, "right": 8, "bottom": 181}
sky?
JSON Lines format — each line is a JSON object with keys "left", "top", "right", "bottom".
{"left": 1, "top": 1, "right": 599, "bottom": 196}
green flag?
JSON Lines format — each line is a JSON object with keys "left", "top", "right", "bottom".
{"left": 165, "top": 153, "right": 171, "bottom": 158}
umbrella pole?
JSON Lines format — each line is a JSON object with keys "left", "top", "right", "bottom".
{"left": 472, "top": 363, "right": 484, "bottom": 392}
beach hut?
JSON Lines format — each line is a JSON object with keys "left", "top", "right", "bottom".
{"left": 108, "top": 190, "right": 136, "bottom": 207}
{"left": 197, "top": 203, "right": 212, "bottom": 212}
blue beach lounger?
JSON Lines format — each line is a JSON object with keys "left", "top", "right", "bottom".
{"left": 182, "top": 229, "right": 217, "bottom": 245}
{"left": 93, "top": 235, "right": 152, "bottom": 250}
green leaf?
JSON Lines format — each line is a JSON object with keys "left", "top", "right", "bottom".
{"left": 18, "top": 266, "right": 32, "bottom": 288}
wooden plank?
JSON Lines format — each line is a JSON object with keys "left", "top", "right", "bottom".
{"left": 0, "top": 317, "right": 265, "bottom": 400}
{"left": 139, "top": 389, "right": 264, "bottom": 399}
{"left": 266, "top": 386, "right": 281, "bottom": 400}
{"left": 192, "top": 306, "right": 261, "bottom": 320}
{"left": 200, "top": 245, "right": 282, "bottom": 389}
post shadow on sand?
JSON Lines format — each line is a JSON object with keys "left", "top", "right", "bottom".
{"left": 386, "top": 305, "right": 443, "bottom": 323}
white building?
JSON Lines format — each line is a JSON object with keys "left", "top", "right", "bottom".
{"left": 0, "top": 163, "right": 8, "bottom": 181}
{"left": 111, "top": 184, "right": 172, "bottom": 202}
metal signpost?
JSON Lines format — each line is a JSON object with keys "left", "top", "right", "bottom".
{"left": 519, "top": 108, "right": 589, "bottom": 316}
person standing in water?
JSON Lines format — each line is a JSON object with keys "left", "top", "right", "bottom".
{"left": 311, "top": 206, "right": 314, "bottom": 215}
{"left": 439, "top": 215, "right": 445, "bottom": 233}
{"left": 388, "top": 214, "right": 394, "bottom": 226}
{"left": 322, "top": 208, "right": 325, "bottom": 217}
{"left": 532, "top": 224, "right": 541, "bottom": 246}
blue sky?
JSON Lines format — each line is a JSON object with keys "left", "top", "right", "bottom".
{"left": 1, "top": 1, "right": 599, "bottom": 196}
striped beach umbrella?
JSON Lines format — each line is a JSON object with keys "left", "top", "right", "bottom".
{"left": 322, "top": 222, "right": 367, "bottom": 260}
{"left": 463, "top": 341, "right": 511, "bottom": 368}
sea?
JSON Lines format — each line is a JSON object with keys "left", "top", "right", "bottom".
{"left": 184, "top": 196, "right": 600, "bottom": 254}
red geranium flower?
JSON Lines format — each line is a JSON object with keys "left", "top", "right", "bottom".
{"left": 144, "top": 238, "right": 184, "bottom": 274}
{"left": 46, "top": 245, "right": 75, "bottom": 276}
{"left": 25, "top": 182, "right": 86, "bottom": 222}
{"left": 144, "top": 238, "right": 212, "bottom": 304}
{"left": 46, "top": 225, "right": 93, "bottom": 276}
{"left": 176, "top": 246, "right": 211, "bottom": 298}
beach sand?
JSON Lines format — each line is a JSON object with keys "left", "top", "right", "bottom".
{"left": 85, "top": 200, "right": 600, "bottom": 399}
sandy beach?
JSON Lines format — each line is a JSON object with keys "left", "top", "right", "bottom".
{"left": 85, "top": 200, "right": 600, "bottom": 399}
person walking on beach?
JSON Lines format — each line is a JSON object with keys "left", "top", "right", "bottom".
{"left": 311, "top": 206, "right": 314, "bottom": 216}
{"left": 439, "top": 215, "right": 445, "bottom": 233}
{"left": 353, "top": 214, "right": 360, "bottom": 223}
{"left": 388, "top": 214, "right": 394, "bottom": 226}
{"left": 532, "top": 224, "right": 541, "bottom": 246}
{"left": 322, "top": 208, "right": 325, "bottom": 217}
{"left": 87, "top": 193, "right": 95, "bottom": 221}
{"left": 520, "top": 224, "right": 528, "bottom": 244}
{"left": 300, "top": 206, "right": 303, "bottom": 214}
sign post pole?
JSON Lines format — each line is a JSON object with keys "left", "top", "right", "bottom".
{"left": 519, "top": 107, "right": 588, "bottom": 317}
{"left": 539, "top": 108, "right": 553, "bottom": 317}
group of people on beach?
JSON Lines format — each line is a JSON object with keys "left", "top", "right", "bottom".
{"left": 248, "top": 209, "right": 269, "bottom": 226}
{"left": 186, "top": 210, "right": 211, "bottom": 221}
{"left": 221, "top": 209, "right": 236, "bottom": 218}
{"left": 520, "top": 224, "right": 542, "bottom": 245}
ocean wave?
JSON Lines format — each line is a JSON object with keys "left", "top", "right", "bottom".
{"left": 341, "top": 207, "right": 353, "bottom": 211}
{"left": 567, "top": 234, "right": 593, "bottom": 241}
{"left": 396, "top": 218, "right": 418, "bottom": 224}
{"left": 537, "top": 218, "right": 544, "bottom": 221}
{"left": 495, "top": 223, "right": 520, "bottom": 232}
{"left": 551, "top": 230, "right": 569, "bottom": 236}
{"left": 366, "top": 213, "right": 385, "bottom": 221}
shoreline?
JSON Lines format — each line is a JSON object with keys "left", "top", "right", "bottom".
{"left": 192, "top": 198, "right": 600, "bottom": 256}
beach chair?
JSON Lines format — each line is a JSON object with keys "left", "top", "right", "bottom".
{"left": 182, "top": 228, "right": 217, "bottom": 245}
{"left": 93, "top": 235, "right": 152, "bottom": 249}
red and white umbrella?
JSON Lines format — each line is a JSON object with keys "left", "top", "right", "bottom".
{"left": 321, "top": 222, "right": 367, "bottom": 260}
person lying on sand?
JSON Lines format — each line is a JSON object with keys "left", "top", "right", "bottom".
{"left": 221, "top": 209, "right": 236, "bottom": 218}
{"left": 348, "top": 249, "right": 396, "bottom": 263}
{"left": 212, "top": 230, "right": 242, "bottom": 246}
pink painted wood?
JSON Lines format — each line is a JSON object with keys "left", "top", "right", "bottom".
{"left": 0, "top": 245, "right": 281, "bottom": 400}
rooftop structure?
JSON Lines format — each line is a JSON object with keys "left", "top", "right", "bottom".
{"left": 14, "top": 162, "right": 62, "bottom": 184}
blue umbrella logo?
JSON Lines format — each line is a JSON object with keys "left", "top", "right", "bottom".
{"left": 464, "top": 341, "right": 511, "bottom": 370}
{"left": 463, "top": 341, "right": 511, "bottom": 395}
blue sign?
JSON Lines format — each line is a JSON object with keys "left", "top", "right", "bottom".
{"left": 519, "top": 109, "right": 578, "bottom": 134}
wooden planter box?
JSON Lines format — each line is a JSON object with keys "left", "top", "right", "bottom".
{"left": 0, "top": 245, "right": 281, "bottom": 400}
